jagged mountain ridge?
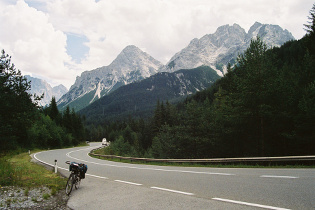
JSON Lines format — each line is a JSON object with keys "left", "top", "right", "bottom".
{"left": 58, "top": 22, "right": 294, "bottom": 112}
{"left": 80, "top": 65, "right": 221, "bottom": 123}
{"left": 25, "top": 75, "right": 68, "bottom": 106}
{"left": 160, "top": 22, "right": 295, "bottom": 74}
{"left": 57, "top": 45, "right": 163, "bottom": 111}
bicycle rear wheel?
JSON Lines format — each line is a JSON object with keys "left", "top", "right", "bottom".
{"left": 66, "top": 174, "right": 74, "bottom": 195}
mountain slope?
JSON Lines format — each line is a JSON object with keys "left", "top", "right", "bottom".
{"left": 25, "top": 75, "right": 68, "bottom": 106}
{"left": 160, "top": 22, "right": 295, "bottom": 75}
{"left": 80, "top": 66, "right": 220, "bottom": 123}
{"left": 58, "top": 45, "right": 163, "bottom": 111}
{"left": 59, "top": 22, "right": 294, "bottom": 113}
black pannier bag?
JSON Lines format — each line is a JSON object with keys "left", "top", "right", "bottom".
{"left": 69, "top": 162, "right": 76, "bottom": 171}
{"left": 69, "top": 162, "right": 88, "bottom": 179}
{"left": 79, "top": 164, "right": 88, "bottom": 179}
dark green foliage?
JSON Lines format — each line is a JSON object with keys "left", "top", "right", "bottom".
{"left": 27, "top": 102, "right": 86, "bottom": 149}
{"left": 179, "top": 35, "right": 315, "bottom": 157}
{"left": 48, "top": 97, "right": 62, "bottom": 125}
{"left": 0, "top": 50, "right": 86, "bottom": 151}
{"left": 79, "top": 66, "right": 220, "bottom": 125}
{"left": 110, "top": 136, "right": 135, "bottom": 156}
{"left": 304, "top": 3, "right": 315, "bottom": 36}
{"left": 0, "top": 157, "right": 14, "bottom": 185}
{"left": 0, "top": 50, "right": 38, "bottom": 150}
{"left": 27, "top": 113, "right": 72, "bottom": 148}
{"left": 95, "top": 20, "right": 315, "bottom": 158}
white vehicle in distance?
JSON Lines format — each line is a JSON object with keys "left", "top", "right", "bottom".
{"left": 102, "top": 138, "right": 109, "bottom": 146}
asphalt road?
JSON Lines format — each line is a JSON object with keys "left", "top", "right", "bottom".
{"left": 34, "top": 143, "right": 315, "bottom": 210}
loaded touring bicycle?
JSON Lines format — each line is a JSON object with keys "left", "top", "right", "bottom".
{"left": 65, "top": 161, "right": 88, "bottom": 195}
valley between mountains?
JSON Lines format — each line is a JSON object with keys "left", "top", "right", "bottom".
{"left": 27, "top": 22, "right": 294, "bottom": 121}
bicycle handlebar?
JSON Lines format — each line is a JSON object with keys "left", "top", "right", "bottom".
{"left": 65, "top": 161, "right": 84, "bottom": 167}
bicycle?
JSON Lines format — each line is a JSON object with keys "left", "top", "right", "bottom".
{"left": 65, "top": 161, "right": 87, "bottom": 195}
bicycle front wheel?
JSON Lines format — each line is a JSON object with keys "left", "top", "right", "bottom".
{"left": 66, "top": 174, "right": 74, "bottom": 195}
{"left": 75, "top": 175, "right": 81, "bottom": 189}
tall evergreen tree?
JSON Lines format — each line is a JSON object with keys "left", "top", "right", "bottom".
{"left": 304, "top": 3, "right": 315, "bottom": 36}
{"left": 234, "top": 37, "right": 270, "bottom": 156}
{"left": 0, "top": 50, "right": 37, "bottom": 150}
{"left": 49, "top": 97, "right": 61, "bottom": 124}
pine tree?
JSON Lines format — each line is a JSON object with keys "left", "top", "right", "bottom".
{"left": 0, "top": 50, "right": 38, "bottom": 150}
{"left": 304, "top": 3, "right": 315, "bottom": 56}
{"left": 234, "top": 37, "right": 269, "bottom": 156}
{"left": 49, "top": 97, "right": 60, "bottom": 124}
{"left": 304, "top": 3, "right": 315, "bottom": 36}
{"left": 153, "top": 99, "right": 162, "bottom": 133}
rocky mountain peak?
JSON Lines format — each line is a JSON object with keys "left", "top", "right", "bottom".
{"left": 57, "top": 45, "right": 163, "bottom": 111}
{"left": 25, "top": 75, "right": 68, "bottom": 106}
{"left": 246, "top": 22, "right": 294, "bottom": 47}
{"left": 212, "top": 23, "right": 246, "bottom": 47}
{"left": 121, "top": 45, "right": 141, "bottom": 54}
{"left": 58, "top": 22, "right": 295, "bottom": 112}
{"left": 247, "top": 22, "right": 263, "bottom": 35}
{"left": 160, "top": 22, "right": 295, "bottom": 74}
{"left": 215, "top": 23, "right": 245, "bottom": 35}
{"left": 110, "top": 45, "right": 162, "bottom": 77}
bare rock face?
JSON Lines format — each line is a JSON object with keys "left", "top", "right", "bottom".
{"left": 160, "top": 22, "right": 295, "bottom": 75}
{"left": 57, "top": 45, "right": 163, "bottom": 111}
{"left": 25, "top": 75, "right": 68, "bottom": 106}
{"left": 58, "top": 22, "right": 294, "bottom": 112}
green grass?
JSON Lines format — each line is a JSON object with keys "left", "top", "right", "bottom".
{"left": 0, "top": 151, "right": 66, "bottom": 193}
{"left": 43, "top": 193, "right": 50, "bottom": 200}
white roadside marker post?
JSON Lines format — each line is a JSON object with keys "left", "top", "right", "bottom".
{"left": 54, "top": 159, "right": 57, "bottom": 173}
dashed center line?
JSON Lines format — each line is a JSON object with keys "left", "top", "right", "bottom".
{"left": 35, "top": 147, "right": 299, "bottom": 210}
{"left": 150, "top": 186, "right": 194, "bottom": 196}
{"left": 260, "top": 175, "right": 299, "bottom": 179}
{"left": 212, "top": 197, "right": 291, "bottom": 210}
{"left": 115, "top": 180, "right": 142, "bottom": 186}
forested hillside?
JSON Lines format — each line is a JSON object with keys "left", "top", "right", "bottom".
{"left": 95, "top": 6, "right": 315, "bottom": 158}
{"left": 80, "top": 66, "right": 220, "bottom": 125}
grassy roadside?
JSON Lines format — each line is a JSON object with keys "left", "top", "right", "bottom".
{"left": 0, "top": 151, "right": 66, "bottom": 194}
{"left": 91, "top": 147, "right": 315, "bottom": 168}
{"left": 0, "top": 143, "right": 90, "bottom": 208}
{"left": 0, "top": 142, "right": 89, "bottom": 189}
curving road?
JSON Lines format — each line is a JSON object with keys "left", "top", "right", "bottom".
{"left": 34, "top": 143, "right": 315, "bottom": 210}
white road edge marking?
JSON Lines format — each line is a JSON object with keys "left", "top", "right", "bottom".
{"left": 115, "top": 180, "right": 142, "bottom": 186}
{"left": 66, "top": 148, "right": 235, "bottom": 176}
{"left": 33, "top": 150, "right": 108, "bottom": 180}
{"left": 151, "top": 187, "right": 194, "bottom": 196}
{"left": 212, "top": 197, "right": 291, "bottom": 210}
{"left": 260, "top": 175, "right": 299, "bottom": 179}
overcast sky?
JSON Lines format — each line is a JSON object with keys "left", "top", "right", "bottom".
{"left": 0, "top": 0, "right": 313, "bottom": 89}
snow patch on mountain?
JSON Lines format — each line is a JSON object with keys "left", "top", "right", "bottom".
{"left": 90, "top": 81, "right": 102, "bottom": 104}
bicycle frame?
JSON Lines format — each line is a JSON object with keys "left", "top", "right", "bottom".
{"left": 65, "top": 161, "right": 82, "bottom": 195}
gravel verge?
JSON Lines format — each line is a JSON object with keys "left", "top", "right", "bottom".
{"left": 0, "top": 186, "right": 70, "bottom": 209}
{"left": 0, "top": 154, "right": 71, "bottom": 210}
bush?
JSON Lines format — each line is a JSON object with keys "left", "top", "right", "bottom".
{"left": 111, "top": 136, "right": 135, "bottom": 156}
{"left": 27, "top": 114, "right": 73, "bottom": 149}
